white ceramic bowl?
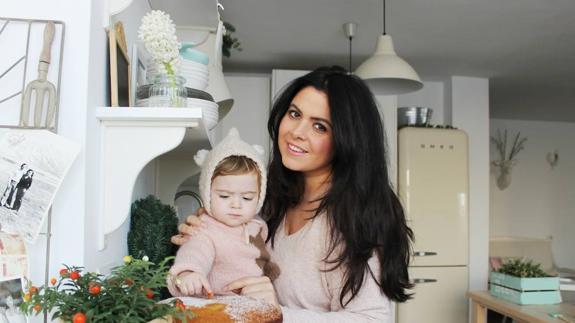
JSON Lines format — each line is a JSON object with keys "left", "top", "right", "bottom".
{"left": 187, "top": 98, "right": 219, "bottom": 130}
{"left": 181, "top": 59, "right": 208, "bottom": 69}
{"left": 181, "top": 74, "right": 208, "bottom": 90}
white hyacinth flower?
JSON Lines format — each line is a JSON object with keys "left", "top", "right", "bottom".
{"left": 138, "top": 10, "right": 181, "bottom": 76}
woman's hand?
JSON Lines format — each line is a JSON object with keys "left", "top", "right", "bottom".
{"left": 223, "top": 276, "right": 279, "bottom": 306}
{"left": 170, "top": 207, "right": 207, "bottom": 246}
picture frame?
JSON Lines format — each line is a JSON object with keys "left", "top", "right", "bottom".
{"left": 131, "top": 43, "right": 148, "bottom": 107}
{"left": 108, "top": 21, "right": 131, "bottom": 107}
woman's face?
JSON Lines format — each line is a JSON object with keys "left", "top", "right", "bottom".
{"left": 278, "top": 86, "right": 334, "bottom": 178}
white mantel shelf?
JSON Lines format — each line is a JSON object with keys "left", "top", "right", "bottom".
{"left": 95, "top": 107, "right": 212, "bottom": 250}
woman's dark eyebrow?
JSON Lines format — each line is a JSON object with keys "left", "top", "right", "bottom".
{"left": 288, "top": 104, "right": 332, "bottom": 127}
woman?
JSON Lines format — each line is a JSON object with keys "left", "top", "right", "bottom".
{"left": 173, "top": 66, "right": 413, "bottom": 322}
{"left": 13, "top": 169, "right": 33, "bottom": 212}
{"left": 1, "top": 163, "right": 27, "bottom": 208}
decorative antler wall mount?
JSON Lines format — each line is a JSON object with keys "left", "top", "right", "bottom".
{"left": 490, "top": 129, "right": 527, "bottom": 190}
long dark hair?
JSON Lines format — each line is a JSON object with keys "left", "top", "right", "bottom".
{"left": 263, "top": 66, "right": 414, "bottom": 305}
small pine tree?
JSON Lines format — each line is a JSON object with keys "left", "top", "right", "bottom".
{"left": 128, "top": 195, "right": 179, "bottom": 265}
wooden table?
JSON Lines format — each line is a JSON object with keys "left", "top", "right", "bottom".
{"left": 468, "top": 291, "right": 575, "bottom": 323}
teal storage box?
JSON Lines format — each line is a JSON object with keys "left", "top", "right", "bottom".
{"left": 489, "top": 272, "right": 562, "bottom": 305}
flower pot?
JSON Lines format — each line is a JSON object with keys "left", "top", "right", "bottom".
{"left": 489, "top": 272, "right": 561, "bottom": 305}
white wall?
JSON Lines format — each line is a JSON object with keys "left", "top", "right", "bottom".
{"left": 490, "top": 119, "right": 575, "bottom": 269}
{"left": 450, "top": 76, "right": 490, "bottom": 293}
{"left": 215, "top": 74, "right": 272, "bottom": 158}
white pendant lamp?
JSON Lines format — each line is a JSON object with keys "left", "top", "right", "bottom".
{"left": 355, "top": 0, "right": 422, "bottom": 94}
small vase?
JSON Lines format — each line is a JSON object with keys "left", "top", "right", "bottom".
{"left": 148, "top": 74, "right": 187, "bottom": 108}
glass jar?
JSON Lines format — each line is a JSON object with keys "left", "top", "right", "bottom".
{"left": 148, "top": 74, "right": 187, "bottom": 107}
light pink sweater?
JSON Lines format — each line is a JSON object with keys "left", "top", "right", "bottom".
{"left": 168, "top": 214, "right": 267, "bottom": 295}
{"left": 270, "top": 213, "right": 392, "bottom": 323}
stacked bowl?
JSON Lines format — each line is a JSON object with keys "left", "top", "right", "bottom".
{"left": 180, "top": 59, "right": 209, "bottom": 90}
{"left": 179, "top": 43, "right": 209, "bottom": 91}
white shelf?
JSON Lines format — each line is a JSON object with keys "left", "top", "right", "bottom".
{"left": 95, "top": 107, "right": 212, "bottom": 250}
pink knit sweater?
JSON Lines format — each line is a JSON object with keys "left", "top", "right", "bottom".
{"left": 270, "top": 213, "right": 392, "bottom": 322}
{"left": 168, "top": 214, "right": 267, "bottom": 295}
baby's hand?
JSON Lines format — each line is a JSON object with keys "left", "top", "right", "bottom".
{"left": 175, "top": 272, "right": 213, "bottom": 297}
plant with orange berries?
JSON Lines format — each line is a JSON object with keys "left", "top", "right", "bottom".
{"left": 19, "top": 256, "right": 195, "bottom": 322}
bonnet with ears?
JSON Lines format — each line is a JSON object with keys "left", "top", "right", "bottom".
{"left": 194, "top": 128, "right": 267, "bottom": 215}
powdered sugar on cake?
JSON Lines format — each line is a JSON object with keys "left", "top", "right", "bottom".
{"left": 162, "top": 295, "right": 282, "bottom": 323}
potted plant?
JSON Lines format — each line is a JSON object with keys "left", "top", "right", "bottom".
{"left": 19, "top": 256, "right": 195, "bottom": 322}
{"left": 128, "top": 195, "right": 179, "bottom": 300}
{"left": 222, "top": 21, "right": 242, "bottom": 58}
{"left": 489, "top": 258, "right": 561, "bottom": 305}
{"left": 138, "top": 10, "right": 186, "bottom": 107}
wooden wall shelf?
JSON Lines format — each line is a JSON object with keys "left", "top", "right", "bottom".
{"left": 95, "top": 107, "right": 211, "bottom": 250}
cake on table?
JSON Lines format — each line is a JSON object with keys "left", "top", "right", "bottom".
{"left": 165, "top": 295, "right": 282, "bottom": 323}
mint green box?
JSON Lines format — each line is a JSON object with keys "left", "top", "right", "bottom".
{"left": 489, "top": 272, "right": 562, "bottom": 305}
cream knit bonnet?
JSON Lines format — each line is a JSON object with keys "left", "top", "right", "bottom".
{"left": 194, "top": 128, "right": 267, "bottom": 215}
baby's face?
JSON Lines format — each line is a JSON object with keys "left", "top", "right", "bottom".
{"left": 210, "top": 172, "right": 259, "bottom": 227}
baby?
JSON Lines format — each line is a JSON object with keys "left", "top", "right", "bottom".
{"left": 168, "top": 128, "right": 278, "bottom": 297}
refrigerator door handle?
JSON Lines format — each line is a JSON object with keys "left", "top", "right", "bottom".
{"left": 414, "top": 251, "right": 438, "bottom": 257}
{"left": 413, "top": 278, "right": 438, "bottom": 284}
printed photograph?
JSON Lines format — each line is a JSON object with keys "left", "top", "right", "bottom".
{"left": 0, "top": 129, "right": 79, "bottom": 242}
{"left": 0, "top": 233, "right": 26, "bottom": 256}
{"left": 0, "top": 277, "right": 26, "bottom": 322}
{"left": 0, "top": 256, "right": 27, "bottom": 280}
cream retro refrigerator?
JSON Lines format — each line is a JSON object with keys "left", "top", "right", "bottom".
{"left": 396, "top": 127, "right": 469, "bottom": 323}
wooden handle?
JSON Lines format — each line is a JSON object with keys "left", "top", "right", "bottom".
{"left": 40, "top": 22, "right": 55, "bottom": 63}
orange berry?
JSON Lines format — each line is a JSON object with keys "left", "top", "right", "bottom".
{"left": 146, "top": 289, "right": 154, "bottom": 299}
{"left": 33, "top": 304, "right": 41, "bottom": 312}
{"left": 175, "top": 301, "right": 185, "bottom": 310}
{"left": 50, "top": 277, "right": 57, "bottom": 285}
{"left": 89, "top": 284, "right": 101, "bottom": 295}
{"left": 29, "top": 286, "right": 38, "bottom": 295}
{"left": 59, "top": 268, "right": 69, "bottom": 277}
{"left": 70, "top": 271, "right": 81, "bottom": 280}
{"left": 73, "top": 312, "right": 86, "bottom": 323}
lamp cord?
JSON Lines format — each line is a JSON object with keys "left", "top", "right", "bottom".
{"left": 348, "top": 36, "right": 353, "bottom": 73}
{"left": 383, "top": 0, "right": 387, "bottom": 35}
